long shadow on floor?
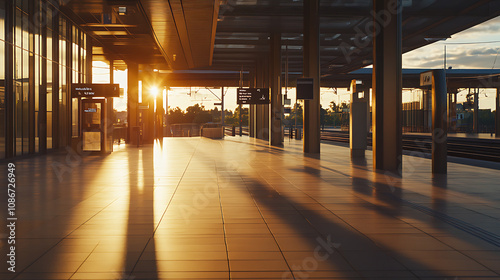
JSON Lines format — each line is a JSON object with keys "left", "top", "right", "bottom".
{"left": 124, "top": 147, "right": 158, "bottom": 279}
{"left": 241, "top": 174, "right": 448, "bottom": 279}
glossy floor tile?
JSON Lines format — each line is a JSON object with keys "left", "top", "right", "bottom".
{"left": 1, "top": 137, "right": 499, "bottom": 279}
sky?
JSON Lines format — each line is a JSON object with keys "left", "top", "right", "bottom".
{"left": 99, "top": 15, "right": 500, "bottom": 113}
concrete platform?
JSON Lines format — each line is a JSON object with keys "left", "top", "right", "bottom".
{"left": 406, "top": 132, "right": 500, "bottom": 140}
{"left": 1, "top": 137, "right": 500, "bottom": 279}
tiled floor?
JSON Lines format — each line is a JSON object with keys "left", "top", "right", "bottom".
{"left": 1, "top": 136, "right": 500, "bottom": 279}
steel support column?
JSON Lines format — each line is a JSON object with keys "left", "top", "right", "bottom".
{"left": 372, "top": 0, "right": 403, "bottom": 173}
{"left": 432, "top": 70, "right": 448, "bottom": 174}
{"left": 127, "top": 62, "right": 139, "bottom": 144}
{"left": 270, "top": 33, "right": 283, "bottom": 147}
{"left": 496, "top": 88, "right": 500, "bottom": 137}
{"left": 255, "top": 60, "right": 263, "bottom": 140}
{"left": 303, "top": 0, "right": 321, "bottom": 153}
{"left": 156, "top": 87, "right": 164, "bottom": 139}
{"left": 473, "top": 89, "right": 479, "bottom": 134}
{"left": 350, "top": 81, "right": 368, "bottom": 158}
{"left": 249, "top": 70, "right": 256, "bottom": 138}
{"left": 262, "top": 57, "right": 270, "bottom": 141}
{"left": 450, "top": 91, "right": 458, "bottom": 132}
{"left": 221, "top": 86, "right": 225, "bottom": 129}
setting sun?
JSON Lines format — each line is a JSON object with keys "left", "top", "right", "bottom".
{"left": 150, "top": 86, "right": 159, "bottom": 98}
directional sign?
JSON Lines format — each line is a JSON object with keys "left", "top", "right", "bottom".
{"left": 296, "top": 78, "right": 314, "bottom": 100}
{"left": 420, "top": 71, "right": 433, "bottom": 87}
{"left": 72, "top": 84, "right": 120, "bottom": 98}
{"left": 237, "top": 88, "right": 270, "bottom": 105}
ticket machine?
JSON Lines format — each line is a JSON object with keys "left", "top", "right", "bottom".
{"left": 72, "top": 84, "right": 120, "bottom": 154}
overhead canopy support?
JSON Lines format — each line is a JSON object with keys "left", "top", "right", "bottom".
{"left": 127, "top": 62, "right": 139, "bottom": 144}
{"left": 372, "top": 0, "right": 403, "bottom": 173}
{"left": 497, "top": 88, "right": 500, "bottom": 138}
{"left": 303, "top": 0, "right": 321, "bottom": 154}
{"left": 431, "top": 70, "right": 448, "bottom": 174}
{"left": 270, "top": 33, "right": 283, "bottom": 147}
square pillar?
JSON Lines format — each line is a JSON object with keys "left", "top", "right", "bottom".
{"left": 255, "top": 60, "right": 264, "bottom": 140}
{"left": 473, "top": 89, "right": 479, "bottom": 134}
{"left": 303, "top": 0, "right": 321, "bottom": 153}
{"left": 249, "top": 105, "right": 255, "bottom": 138}
{"left": 270, "top": 33, "right": 283, "bottom": 147}
{"left": 249, "top": 71, "right": 256, "bottom": 138}
{"left": 350, "top": 81, "right": 368, "bottom": 158}
{"left": 156, "top": 87, "right": 164, "bottom": 139}
{"left": 496, "top": 88, "right": 500, "bottom": 137}
{"left": 431, "top": 70, "right": 448, "bottom": 174}
{"left": 127, "top": 62, "right": 139, "bottom": 143}
{"left": 262, "top": 57, "right": 270, "bottom": 141}
{"left": 448, "top": 91, "right": 457, "bottom": 132}
{"left": 372, "top": 0, "right": 403, "bottom": 173}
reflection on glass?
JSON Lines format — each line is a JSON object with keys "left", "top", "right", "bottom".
{"left": 71, "top": 98, "right": 78, "bottom": 137}
{"left": 82, "top": 102, "right": 102, "bottom": 152}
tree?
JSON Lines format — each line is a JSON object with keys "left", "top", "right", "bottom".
{"left": 320, "top": 105, "right": 327, "bottom": 129}
{"left": 167, "top": 107, "right": 185, "bottom": 124}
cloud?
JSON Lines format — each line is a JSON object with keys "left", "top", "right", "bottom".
{"left": 467, "top": 48, "right": 499, "bottom": 56}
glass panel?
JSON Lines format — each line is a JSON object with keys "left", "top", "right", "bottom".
{"left": 47, "top": 111, "right": 52, "bottom": 148}
{"left": 82, "top": 102, "right": 102, "bottom": 152}
{"left": 83, "top": 131, "right": 101, "bottom": 151}
{"left": 83, "top": 103, "right": 101, "bottom": 126}
{"left": 72, "top": 98, "right": 78, "bottom": 137}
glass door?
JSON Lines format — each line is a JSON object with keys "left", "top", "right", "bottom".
{"left": 81, "top": 99, "right": 104, "bottom": 152}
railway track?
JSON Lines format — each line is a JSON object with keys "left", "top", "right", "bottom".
{"left": 321, "top": 131, "right": 500, "bottom": 162}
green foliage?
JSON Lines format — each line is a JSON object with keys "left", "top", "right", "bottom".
{"left": 285, "top": 102, "right": 349, "bottom": 127}
{"left": 167, "top": 104, "right": 246, "bottom": 126}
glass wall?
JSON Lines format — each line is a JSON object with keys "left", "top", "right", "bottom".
{"left": 0, "top": 0, "right": 90, "bottom": 158}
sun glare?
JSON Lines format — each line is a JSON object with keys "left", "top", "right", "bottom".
{"left": 150, "top": 86, "right": 159, "bottom": 98}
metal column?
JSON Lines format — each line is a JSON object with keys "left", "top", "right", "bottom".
{"left": 350, "top": 81, "right": 368, "bottom": 158}
{"left": 496, "top": 88, "right": 500, "bottom": 138}
{"left": 221, "top": 86, "right": 225, "bottom": 131}
{"left": 448, "top": 91, "right": 457, "bottom": 132}
{"left": 156, "top": 87, "right": 164, "bottom": 139}
{"left": 432, "top": 70, "right": 448, "bottom": 174}
{"left": 303, "top": 0, "right": 321, "bottom": 153}
{"left": 262, "top": 57, "right": 270, "bottom": 141}
{"left": 127, "top": 62, "right": 139, "bottom": 144}
{"left": 270, "top": 33, "right": 283, "bottom": 147}
{"left": 255, "top": 60, "right": 263, "bottom": 140}
{"left": 372, "top": 0, "right": 403, "bottom": 173}
{"left": 473, "top": 88, "right": 479, "bottom": 134}
{"left": 249, "top": 71, "right": 256, "bottom": 138}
